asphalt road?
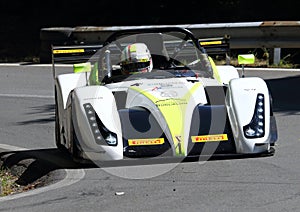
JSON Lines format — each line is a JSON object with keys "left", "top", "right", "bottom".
{"left": 0, "top": 64, "right": 300, "bottom": 212}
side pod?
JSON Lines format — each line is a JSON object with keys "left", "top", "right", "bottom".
{"left": 226, "top": 77, "right": 272, "bottom": 154}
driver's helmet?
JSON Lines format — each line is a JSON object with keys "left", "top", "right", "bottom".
{"left": 120, "top": 43, "right": 153, "bottom": 75}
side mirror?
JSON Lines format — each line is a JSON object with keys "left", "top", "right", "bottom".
{"left": 73, "top": 62, "right": 92, "bottom": 86}
{"left": 238, "top": 54, "right": 255, "bottom": 77}
{"left": 73, "top": 62, "right": 92, "bottom": 73}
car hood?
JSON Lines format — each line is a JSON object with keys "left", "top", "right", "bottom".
{"left": 125, "top": 78, "right": 208, "bottom": 156}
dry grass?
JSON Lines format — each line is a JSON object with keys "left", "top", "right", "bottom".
{"left": 214, "top": 57, "right": 296, "bottom": 68}
{"left": 0, "top": 162, "right": 43, "bottom": 197}
{"left": 0, "top": 168, "right": 21, "bottom": 196}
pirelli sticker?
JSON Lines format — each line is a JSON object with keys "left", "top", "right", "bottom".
{"left": 52, "top": 49, "right": 85, "bottom": 54}
{"left": 191, "top": 134, "right": 228, "bottom": 142}
{"left": 200, "top": 41, "right": 222, "bottom": 46}
{"left": 128, "top": 138, "right": 164, "bottom": 146}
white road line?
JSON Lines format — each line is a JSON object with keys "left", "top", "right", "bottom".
{"left": 0, "top": 144, "right": 85, "bottom": 202}
{"left": 0, "top": 93, "right": 54, "bottom": 99}
{"left": 236, "top": 67, "right": 300, "bottom": 72}
{"left": 0, "top": 63, "right": 72, "bottom": 67}
{"left": 0, "top": 144, "right": 28, "bottom": 151}
{"left": 0, "top": 63, "right": 21, "bottom": 67}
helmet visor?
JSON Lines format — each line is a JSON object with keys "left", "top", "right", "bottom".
{"left": 122, "top": 61, "right": 151, "bottom": 72}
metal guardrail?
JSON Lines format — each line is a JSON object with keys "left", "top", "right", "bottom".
{"left": 40, "top": 21, "right": 300, "bottom": 63}
{"left": 51, "top": 36, "right": 230, "bottom": 64}
{"left": 184, "top": 21, "right": 300, "bottom": 48}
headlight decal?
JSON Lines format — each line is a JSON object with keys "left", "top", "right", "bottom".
{"left": 83, "top": 103, "right": 118, "bottom": 146}
{"left": 243, "top": 93, "right": 265, "bottom": 138}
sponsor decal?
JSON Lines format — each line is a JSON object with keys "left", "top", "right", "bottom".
{"left": 131, "top": 83, "right": 143, "bottom": 86}
{"left": 152, "top": 86, "right": 161, "bottom": 91}
{"left": 244, "top": 88, "right": 257, "bottom": 92}
{"left": 155, "top": 98, "right": 187, "bottom": 107}
{"left": 53, "top": 49, "right": 85, "bottom": 54}
{"left": 128, "top": 138, "right": 164, "bottom": 146}
{"left": 191, "top": 134, "right": 228, "bottom": 142}
{"left": 148, "top": 81, "right": 184, "bottom": 87}
{"left": 160, "top": 90, "right": 178, "bottom": 98}
{"left": 83, "top": 97, "right": 103, "bottom": 100}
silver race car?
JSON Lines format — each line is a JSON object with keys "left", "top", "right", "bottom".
{"left": 52, "top": 27, "right": 277, "bottom": 163}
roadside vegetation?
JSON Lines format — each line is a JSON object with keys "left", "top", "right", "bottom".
{"left": 213, "top": 48, "right": 298, "bottom": 69}
{"left": 0, "top": 167, "right": 21, "bottom": 196}
{"left": 0, "top": 161, "right": 43, "bottom": 197}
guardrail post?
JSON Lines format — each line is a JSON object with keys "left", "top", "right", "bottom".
{"left": 269, "top": 48, "right": 281, "bottom": 65}
{"left": 273, "top": 48, "right": 281, "bottom": 65}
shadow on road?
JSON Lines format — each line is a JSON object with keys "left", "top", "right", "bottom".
{"left": 266, "top": 74, "right": 300, "bottom": 114}
{"left": 0, "top": 146, "right": 275, "bottom": 187}
{"left": 17, "top": 104, "right": 55, "bottom": 125}
{"left": 0, "top": 148, "right": 96, "bottom": 186}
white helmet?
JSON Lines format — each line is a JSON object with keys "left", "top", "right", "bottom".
{"left": 120, "top": 43, "right": 153, "bottom": 74}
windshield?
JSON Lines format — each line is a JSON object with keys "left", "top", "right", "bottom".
{"left": 89, "top": 30, "right": 214, "bottom": 82}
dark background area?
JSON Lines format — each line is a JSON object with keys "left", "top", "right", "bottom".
{"left": 1, "top": 0, "right": 300, "bottom": 62}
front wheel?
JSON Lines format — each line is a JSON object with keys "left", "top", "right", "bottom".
{"left": 70, "top": 118, "right": 94, "bottom": 165}
{"left": 55, "top": 93, "right": 65, "bottom": 150}
{"left": 69, "top": 106, "right": 85, "bottom": 163}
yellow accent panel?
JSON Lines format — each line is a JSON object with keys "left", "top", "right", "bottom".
{"left": 89, "top": 62, "right": 101, "bottom": 85}
{"left": 128, "top": 138, "right": 164, "bottom": 146}
{"left": 131, "top": 83, "right": 201, "bottom": 156}
{"left": 200, "top": 41, "right": 222, "bottom": 46}
{"left": 53, "top": 49, "right": 84, "bottom": 54}
{"left": 238, "top": 54, "right": 255, "bottom": 64}
{"left": 73, "top": 62, "right": 91, "bottom": 73}
{"left": 191, "top": 134, "right": 228, "bottom": 142}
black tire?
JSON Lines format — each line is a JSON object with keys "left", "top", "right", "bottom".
{"left": 55, "top": 114, "right": 66, "bottom": 151}
{"left": 71, "top": 125, "right": 81, "bottom": 160}
{"left": 69, "top": 103, "right": 84, "bottom": 163}
{"left": 55, "top": 90, "right": 66, "bottom": 151}
{"left": 70, "top": 113, "right": 94, "bottom": 165}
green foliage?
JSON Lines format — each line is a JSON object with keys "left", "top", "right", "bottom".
{"left": 269, "top": 54, "right": 296, "bottom": 68}
{"left": 0, "top": 167, "right": 19, "bottom": 196}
